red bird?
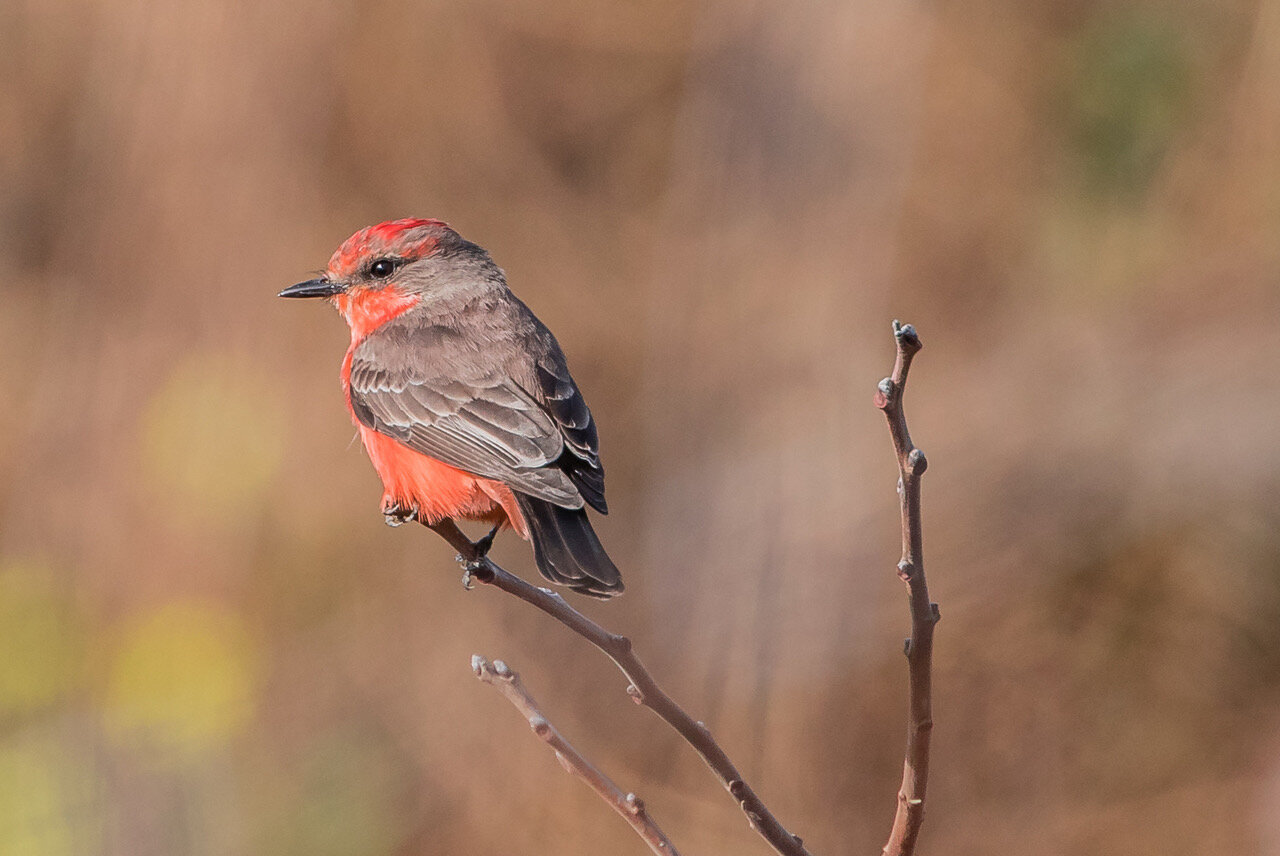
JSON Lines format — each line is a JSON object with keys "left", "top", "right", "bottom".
{"left": 281, "top": 219, "right": 622, "bottom": 597}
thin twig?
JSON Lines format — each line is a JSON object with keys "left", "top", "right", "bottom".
{"left": 873, "top": 320, "right": 938, "bottom": 856}
{"left": 472, "top": 655, "right": 681, "bottom": 856}
{"left": 426, "top": 520, "right": 813, "bottom": 856}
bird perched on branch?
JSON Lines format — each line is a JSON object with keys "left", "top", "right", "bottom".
{"left": 281, "top": 219, "right": 622, "bottom": 598}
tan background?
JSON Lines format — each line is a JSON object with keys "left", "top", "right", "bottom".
{"left": 3, "top": 0, "right": 1280, "bottom": 853}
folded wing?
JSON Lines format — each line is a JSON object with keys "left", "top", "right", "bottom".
{"left": 347, "top": 318, "right": 606, "bottom": 512}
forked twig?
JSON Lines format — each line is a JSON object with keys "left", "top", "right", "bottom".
{"left": 429, "top": 320, "right": 938, "bottom": 855}
{"left": 472, "top": 655, "right": 680, "bottom": 856}
{"left": 426, "top": 521, "right": 812, "bottom": 856}
{"left": 873, "top": 321, "right": 938, "bottom": 856}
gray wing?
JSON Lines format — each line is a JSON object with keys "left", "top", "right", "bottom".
{"left": 348, "top": 322, "right": 585, "bottom": 509}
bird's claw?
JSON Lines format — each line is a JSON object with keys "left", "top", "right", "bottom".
{"left": 459, "top": 555, "right": 488, "bottom": 590}
{"left": 382, "top": 501, "right": 418, "bottom": 527}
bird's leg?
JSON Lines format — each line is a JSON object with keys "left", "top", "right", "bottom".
{"left": 471, "top": 523, "right": 502, "bottom": 558}
{"left": 423, "top": 518, "right": 499, "bottom": 559}
{"left": 382, "top": 500, "right": 419, "bottom": 527}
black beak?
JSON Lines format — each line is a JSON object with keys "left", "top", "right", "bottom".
{"left": 279, "top": 278, "right": 345, "bottom": 298}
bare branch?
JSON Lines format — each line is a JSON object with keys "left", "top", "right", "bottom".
{"left": 873, "top": 320, "right": 938, "bottom": 856}
{"left": 472, "top": 655, "right": 681, "bottom": 856}
{"left": 426, "top": 520, "right": 813, "bottom": 856}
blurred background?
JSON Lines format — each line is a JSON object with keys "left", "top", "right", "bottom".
{"left": 3, "top": 0, "right": 1279, "bottom": 853}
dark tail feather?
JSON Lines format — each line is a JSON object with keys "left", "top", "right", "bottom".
{"left": 515, "top": 495, "right": 623, "bottom": 599}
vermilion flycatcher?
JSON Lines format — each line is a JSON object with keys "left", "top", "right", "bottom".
{"left": 281, "top": 219, "right": 622, "bottom": 597}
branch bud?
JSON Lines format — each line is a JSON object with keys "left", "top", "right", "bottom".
{"left": 875, "top": 378, "right": 895, "bottom": 409}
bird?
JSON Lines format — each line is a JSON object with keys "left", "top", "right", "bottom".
{"left": 280, "top": 219, "right": 622, "bottom": 598}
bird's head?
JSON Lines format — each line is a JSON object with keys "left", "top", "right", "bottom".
{"left": 281, "top": 218, "right": 478, "bottom": 338}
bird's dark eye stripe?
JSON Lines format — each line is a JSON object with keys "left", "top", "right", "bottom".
{"left": 368, "top": 258, "right": 398, "bottom": 278}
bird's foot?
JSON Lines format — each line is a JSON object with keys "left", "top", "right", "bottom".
{"left": 459, "top": 546, "right": 493, "bottom": 590}
{"left": 422, "top": 519, "right": 495, "bottom": 590}
{"left": 382, "top": 501, "right": 418, "bottom": 527}
{"left": 459, "top": 528, "right": 500, "bottom": 590}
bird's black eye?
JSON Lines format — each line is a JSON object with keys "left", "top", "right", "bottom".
{"left": 368, "top": 258, "right": 396, "bottom": 279}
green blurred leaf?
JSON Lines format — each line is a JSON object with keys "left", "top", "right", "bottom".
{"left": 264, "top": 730, "right": 411, "bottom": 856}
{"left": 1067, "top": 11, "right": 1193, "bottom": 197}
{"left": 103, "top": 601, "right": 259, "bottom": 762}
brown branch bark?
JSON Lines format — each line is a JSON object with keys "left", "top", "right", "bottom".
{"left": 873, "top": 320, "right": 938, "bottom": 856}
{"left": 472, "top": 655, "right": 681, "bottom": 856}
{"left": 425, "top": 520, "right": 813, "bottom": 856}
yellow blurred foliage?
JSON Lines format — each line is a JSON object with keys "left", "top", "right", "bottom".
{"left": 139, "top": 354, "right": 286, "bottom": 525}
{"left": 104, "top": 601, "right": 259, "bottom": 761}
{"left": 0, "top": 561, "right": 81, "bottom": 715}
{"left": 0, "top": 736, "right": 81, "bottom": 856}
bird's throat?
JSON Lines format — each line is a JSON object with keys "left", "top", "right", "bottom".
{"left": 334, "top": 287, "right": 422, "bottom": 344}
